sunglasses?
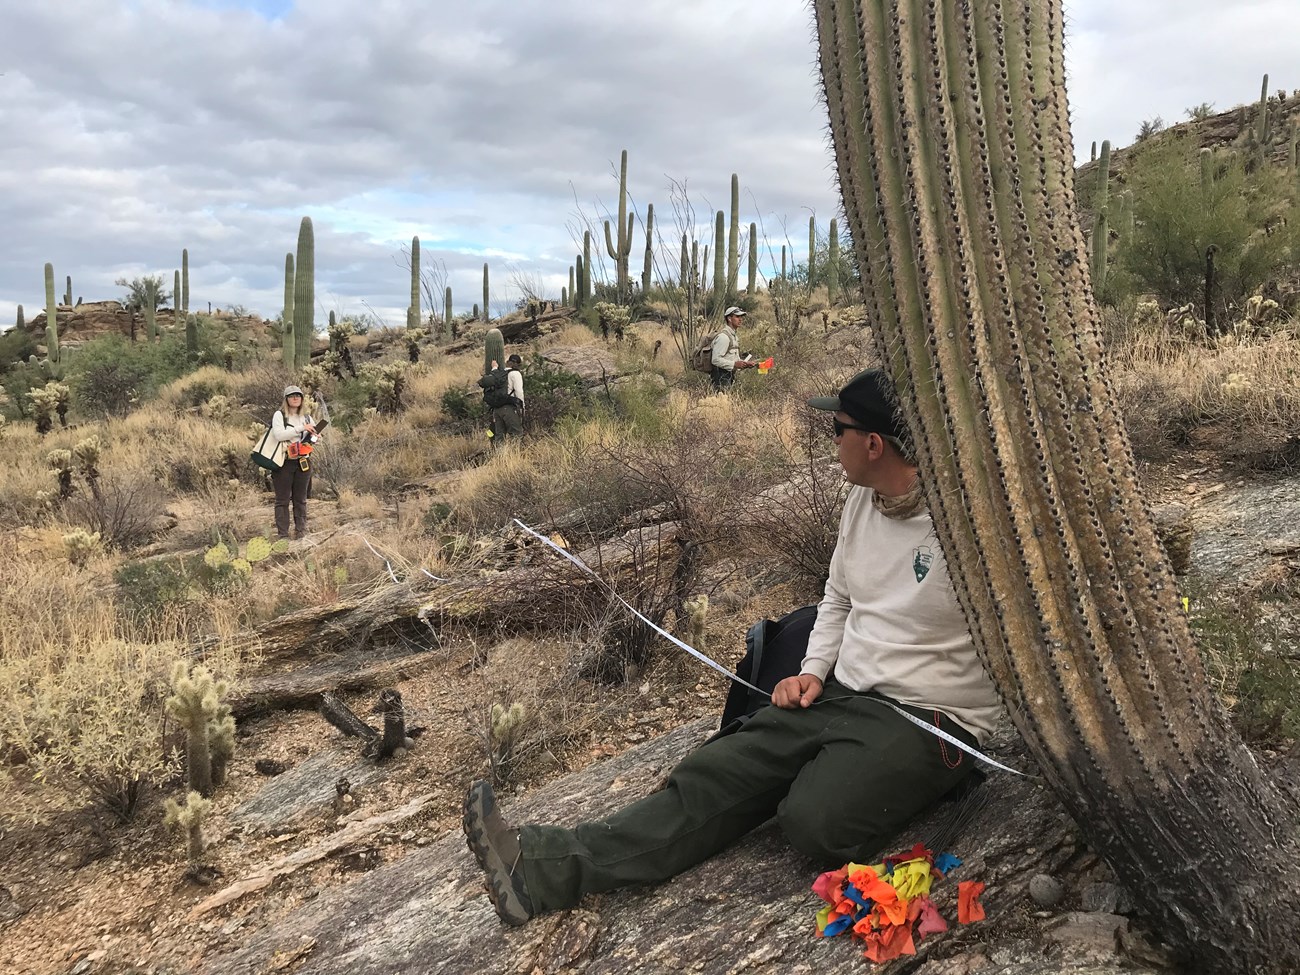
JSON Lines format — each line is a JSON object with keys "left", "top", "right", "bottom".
{"left": 832, "top": 417, "right": 874, "bottom": 437}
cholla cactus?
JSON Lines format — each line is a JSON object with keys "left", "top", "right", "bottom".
{"left": 298, "top": 364, "right": 327, "bottom": 398}
{"left": 47, "top": 448, "right": 74, "bottom": 500}
{"left": 63, "top": 529, "right": 103, "bottom": 566}
{"left": 488, "top": 701, "right": 529, "bottom": 784}
{"left": 163, "top": 791, "right": 211, "bottom": 866}
{"left": 72, "top": 436, "right": 102, "bottom": 500}
{"left": 30, "top": 383, "right": 61, "bottom": 435}
{"left": 221, "top": 344, "right": 238, "bottom": 370}
{"left": 218, "top": 443, "right": 242, "bottom": 481}
{"left": 363, "top": 361, "right": 407, "bottom": 415}
{"left": 1221, "top": 372, "right": 1254, "bottom": 397}
{"left": 682, "top": 594, "right": 709, "bottom": 650}
{"left": 593, "top": 301, "right": 631, "bottom": 341}
{"left": 165, "top": 663, "right": 230, "bottom": 797}
{"left": 404, "top": 327, "right": 428, "bottom": 363}
{"left": 203, "top": 394, "right": 232, "bottom": 421}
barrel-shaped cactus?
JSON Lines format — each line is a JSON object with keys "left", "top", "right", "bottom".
{"left": 282, "top": 253, "right": 295, "bottom": 368}
{"left": 812, "top": 2, "right": 1299, "bottom": 970}
{"left": 44, "top": 264, "right": 58, "bottom": 365}
{"left": 292, "top": 217, "right": 314, "bottom": 370}
{"left": 484, "top": 327, "right": 504, "bottom": 375}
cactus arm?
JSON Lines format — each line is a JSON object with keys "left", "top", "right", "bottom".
{"left": 813, "top": 1, "right": 1300, "bottom": 971}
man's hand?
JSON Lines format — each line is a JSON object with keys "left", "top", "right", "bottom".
{"left": 772, "top": 673, "right": 823, "bottom": 709}
{"left": 734, "top": 358, "right": 756, "bottom": 370}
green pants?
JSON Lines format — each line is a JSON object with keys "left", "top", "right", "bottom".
{"left": 519, "top": 680, "right": 976, "bottom": 914}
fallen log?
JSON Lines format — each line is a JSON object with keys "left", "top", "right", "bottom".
{"left": 200, "top": 719, "right": 1166, "bottom": 975}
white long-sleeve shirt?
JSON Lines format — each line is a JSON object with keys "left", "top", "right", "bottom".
{"left": 507, "top": 369, "right": 524, "bottom": 407}
{"left": 799, "top": 485, "right": 1002, "bottom": 742}
{"left": 271, "top": 410, "right": 315, "bottom": 443}
{"left": 710, "top": 325, "right": 739, "bottom": 370}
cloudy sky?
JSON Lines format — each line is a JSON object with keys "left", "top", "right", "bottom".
{"left": 2, "top": 0, "right": 1296, "bottom": 328}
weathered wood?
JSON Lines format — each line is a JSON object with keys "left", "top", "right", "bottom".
{"left": 201, "top": 720, "right": 1162, "bottom": 975}
{"left": 318, "top": 693, "right": 379, "bottom": 742}
{"left": 229, "top": 747, "right": 393, "bottom": 835}
{"left": 204, "top": 524, "right": 683, "bottom": 676}
{"left": 195, "top": 793, "right": 434, "bottom": 916}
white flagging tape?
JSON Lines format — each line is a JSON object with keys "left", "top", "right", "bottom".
{"left": 512, "top": 519, "right": 767, "bottom": 696}
{"left": 516, "top": 518, "right": 1033, "bottom": 780}
{"left": 352, "top": 534, "right": 449, "bottom": 584}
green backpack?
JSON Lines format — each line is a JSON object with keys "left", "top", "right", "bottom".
{"left": 478, "top": 367, "right": 515, "bottom": 408}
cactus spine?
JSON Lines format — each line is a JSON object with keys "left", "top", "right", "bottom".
{"left": 726, "top": 173, "right": 740, "bottom": 297}
{"left": 292, "top": 217, "right": 314, "bottom": 370}
{"left": 182, "top": 248, "right": 190, "bottom": 315}
{"left": 642, "top": 203, "right": 654, "bottom": 293}
{"left": 484, "top": 327, "right": 504, "bottom": 375}
{"left": 813, "top": 2, "right": 1300, "bottom": 970}
{"left": 44, "top": 263, "right": 59, "bottom": 364}
{"left": 747, "top": 222, "right": 758, "bottom": 295}
{"left": 408, "top": 236, "right": 420, "bottom": 329}
{"left": 603, "top": 149, "right": 633, "bottom": 300}
{"left": 826, "top": 217, "right": 840, "bottom": 304}
{"left": 482, "top": 263, "right": 490, "bottom": 322}
{"left": 282, "top": 253, "right": 295, "bottom": 368}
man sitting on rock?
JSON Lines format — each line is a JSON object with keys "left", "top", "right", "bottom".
{"left": 463, "top": 368, "right": 1002, "bottom": 925}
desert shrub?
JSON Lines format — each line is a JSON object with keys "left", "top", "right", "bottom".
{"left": 67, "top": 333, "right": 195, "bottom": 417}
{"left": 0, "top": 329, "right": 37, "bottom": 372}
{"left": 2, "top": 360, "right": 43, "bottom": 420}
{"left": 171, "top": 372, "right": 230, "bottom": 411}
{"left": 114, "top": 557, "right": 196, "bottom": 628}
{"left": 1190, "top": 585, "right": 1300, "bottom": 747}
{"left": 61, "top": 473, "right": 167, "bottom": 551}
{"left": 519, "top": 355, "right": 588, "bottom": 431}
{"left": 225, "top": 363, "right": 299, "bottom": 418}
{"left": 440, "top": 383, "right": 487, "bottom": 429}
{"left": 1114, "top": 138, "right": 1297, "bottom": 315}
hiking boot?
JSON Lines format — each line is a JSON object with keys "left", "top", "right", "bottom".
{"left": 463, "top": 779, "right": 533, "bottom": 925}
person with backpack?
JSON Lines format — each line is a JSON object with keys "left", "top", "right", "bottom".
{"left": 463, "top": 368, "right": 1002, "bottom": 926}
{"left": 478, "top": 353, "right": 525, "bottom": 441}
{"left": 269, "top": 385, "right": 319, "bottom": 539}
{"left": 708, "top": 307, "right": 759, "bottom": 391}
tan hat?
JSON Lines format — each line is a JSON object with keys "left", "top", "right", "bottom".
{"left": 723, "top": 306, "right": 747, "bottom": 318}
{"left": 283, "top": 385, "right": 304, "bottom": 398}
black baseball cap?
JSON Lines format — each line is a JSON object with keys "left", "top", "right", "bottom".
{"left": 807, "top": 368, "right": 907, "bottom": 441}
{"left": 506, "top": 353, "right": 522, "bottom": 366}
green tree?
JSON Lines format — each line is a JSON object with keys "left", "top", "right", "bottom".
{"left": 115, "top": 275, "right": 171, "bottom": 342}
{"left": 1116, "top": 138, "right": 1296, "bottom": 316}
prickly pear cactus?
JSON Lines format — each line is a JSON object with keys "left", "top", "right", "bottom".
{"left": 812, "top": 2, "right": 1300, "bottom": 971}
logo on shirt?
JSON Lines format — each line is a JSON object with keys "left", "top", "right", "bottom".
{"left": 913, "top": 546, "right": 934, "bottom": 583}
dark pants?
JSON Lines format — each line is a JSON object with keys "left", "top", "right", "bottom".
{"left": 272, "top": 459, "right": 311, "bottom": 537}
{"left": 518, "top": 680, "right": 975, "bottom": 914}
{"left": 710, "top": 367, "right": 735, "bottom": 392}
{"left": 490, "top": 404, "right": 524, "bottom": 440}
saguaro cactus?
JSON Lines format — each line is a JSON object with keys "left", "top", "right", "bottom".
{"left": 641, "top": 203, "right": 654, "bottom": 294}
{"left": 712, "top": 211, "right": 724, "bottom": 314}
{"left": 826, "top": 217, "right": 840, "bottom": 305}
{"left": 679, "top": 234, "right": 689, "bottom": 289}
{"left": 726, "top": 173, "right": 740, "bottom": 296}
{"left": 582, "top": 230, "right": 592, "bottom": 306}
{"left": 445, "top": 286, "right": 453, "bottom": 330}
{"left": 282, "top": 253, "right": 295, "bottom": 368}
{"left": 174, "top": 270, "right": 181, "bottom": 321}
{"left": 44, "top": 263, "right": 59, "bottom": 364}
{"left": 408, "top": 236, "right": 420, "bottom": 329}
{"left": 1091, "top": 140, "right": 1112, "bottom": 296}
{"left": 484, "top": 327, "right": 504, "bottom": 375}
{"left": 747, "top": 222, "right": 758, "bottom": 295}
{"left": 812, "top": 2, "right": 1300, "bottom": 971}
{"left": 575, "top": 254, "right": 585, "bottom": 312}
{"left": 1257, "top": 72, "right": 1270, "bottom": 147}
{"left": 292, "top": 217, "right": 314, "bottom": 370}
{"left": 603, "top": 149, "right": 633, "bottom": 300}
{"left": 807, "top": 216, "right": 816, "bottom": 286}
{"left": 182, "top": 248, "right": 189, "bottom": 315}
{"left": 64, "top": 275, "right": 72, "bottom": 306}
{"left": 482, "top": 263, "right": 490, "bottom": 322}
{"left": 568, "top": 265, "right": 575, "bottom": 306}
{"left": 15, "top": 304, "right": 23, "bottom": 330}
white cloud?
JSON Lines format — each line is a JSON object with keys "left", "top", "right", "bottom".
{"left": 1, "top": 0, "right": 1295, "bottom": 326}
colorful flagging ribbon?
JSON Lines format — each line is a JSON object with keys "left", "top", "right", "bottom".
{"left": 812, "top": 844, "right": 986, "bottom": 964}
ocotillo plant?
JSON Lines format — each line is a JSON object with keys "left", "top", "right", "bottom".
{"left": 482, "top": 263, "right": 490, "bottom": 322}
{"left": 603, "top": 149, "right": 632, "bottom": 299}
{"left": 282, "top": 253, "right": 295, "bottom": 367}
{"left": 484, "top": 327, "right": 504, "bottom": 375}
{"left": 292, "top": 217, "right": 314, "bottom": 370}
{"left": 641, "top": 203, "right": 654, "bottom": 293}
{"left": 44, "top": 263, "right": 58, "bottom": 365}
{"left": 826, "top": 217, "right": 840, "bottom": 305}
{"left": 726, "top": 173, "right": 740, "bottom": 296}
{"left": 182, "top": 248, "right": 190, "bottom": 315}
{"left": 812, "top": 1, "right": 1300, "bottom": 970}
{"left": 408, "top": 236, "right": 420, "bottom": 329}
{"left": 747, "top": 222, "right": 758, "bottom": 295}
{"left": 712, "top": 211, "right": 724, "bottom": 315}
